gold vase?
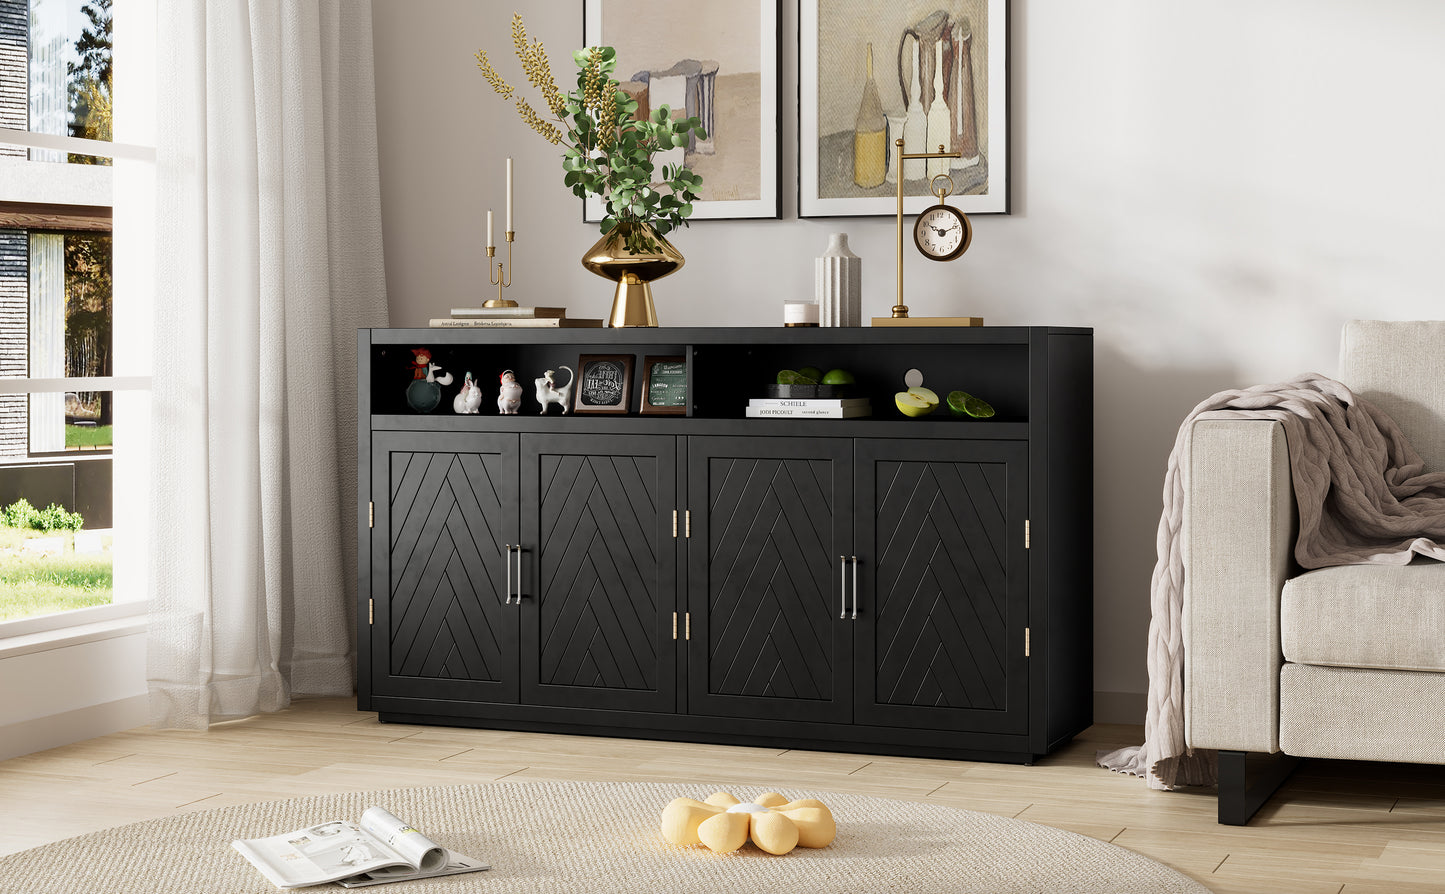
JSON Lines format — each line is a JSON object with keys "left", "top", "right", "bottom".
{"left": 580, "top": 221, "right": 685, "bottom": 328}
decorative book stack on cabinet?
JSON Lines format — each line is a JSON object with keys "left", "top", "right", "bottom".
{"left": 359, "top": 326, "right": 1092, "bottom": 763}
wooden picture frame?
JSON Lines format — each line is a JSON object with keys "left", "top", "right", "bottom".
{"left": 582, "top": 0, "right": 782, "bottom": 222}
{"left": 639, "top": 355, "right": 688, "bottom": 415}
{"left": 799, "top": 0, "right": 1009, "bottom": 218}
{"left": 573, "top": 354, "right": 635, "bottom": 415}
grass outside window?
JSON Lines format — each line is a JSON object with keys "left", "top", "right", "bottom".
{"left": 0, "top": 526, "right": 113, "bottom": 622}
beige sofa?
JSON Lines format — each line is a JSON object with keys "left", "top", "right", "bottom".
{"left": 1184, "top": 320, "right": 1445, "bottom": 824}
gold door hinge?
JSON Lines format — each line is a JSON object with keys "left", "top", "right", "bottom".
{"left": 1024, "top": 519, "right": 1030, "bottom": 549}
{"left": 369, "top": 502, "right": 374, "bottom": 529}
{"left": 685, "top": 510, "right": 692, "bottom": 538}
{"left": 1024, "top": 627, "right": 1031, "bottom": 657}
{"left": 685, "top": 612, "right": 691, "bottom": 640}
{"left": 672, "top": 612, "right": 678, "bottom": 640}
{"left": 368, "top": 599, "right": 374, "bottom": 625}
{"left": 672, "top": 510, "right": 678, "bottom": 538}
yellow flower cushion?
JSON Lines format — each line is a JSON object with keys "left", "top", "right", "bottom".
{"left": 661, "top": 791, "right": 836, "bottom": 855}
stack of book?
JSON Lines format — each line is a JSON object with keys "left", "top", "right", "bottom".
{"left": 429, "top": 306, "right": 603, "bottom": 328}
{"left": 745, "top": 397, "right": 872, "bottom": 419}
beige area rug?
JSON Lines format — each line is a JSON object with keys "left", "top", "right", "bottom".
{"left": 1, "top": 781, "right": 1210, "bottom": 893}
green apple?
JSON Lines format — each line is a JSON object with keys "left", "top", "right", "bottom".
{"left": 895, "top": 391, "right": 936, "bottom": 417}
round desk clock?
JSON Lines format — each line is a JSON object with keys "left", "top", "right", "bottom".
{"left": 913, "top": 173, "right": 972, "bottom": 262}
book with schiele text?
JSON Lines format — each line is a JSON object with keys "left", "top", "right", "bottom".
{"left": 450, "top": 306, "right": 566, "bottom": 319}
{"left": 232, "top": 806, "right": 488, "bottom": 889}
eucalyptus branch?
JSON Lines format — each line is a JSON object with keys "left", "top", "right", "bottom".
{"left": 477, "top": 16, "right": 707, "bottom": 236}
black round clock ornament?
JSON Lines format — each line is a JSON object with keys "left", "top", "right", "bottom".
{"left": 912, "top": 173, "right": 972, "bottom": 262}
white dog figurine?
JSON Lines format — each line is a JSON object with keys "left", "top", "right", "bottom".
{"left": 535, "top": 366, "right": 574, "bottom": 415}
{"left": 453, "top": 371, "right": 482, "bottom": 414}
{"left": 497, "top": 370, "right": 523, "bottom": 415}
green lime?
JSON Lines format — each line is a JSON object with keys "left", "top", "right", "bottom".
{"left": 798, "top": 366, "right": 824, "bottom": 382}
{"left": 947, "top": 390, "right": 995, "bottom": 418}
{"left": 777, "top": 369, "right": 818, "bottom": 385}
{"left": 821, "top": 368, "right": 855, "bottom": 385}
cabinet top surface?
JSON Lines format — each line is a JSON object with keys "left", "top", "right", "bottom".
{"left": 364, "top": 326, "right": 1093, "bottom": 346}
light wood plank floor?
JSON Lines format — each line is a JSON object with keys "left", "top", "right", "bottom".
{"left": 4, "top": 698, "right": 1445, "bottom": 893}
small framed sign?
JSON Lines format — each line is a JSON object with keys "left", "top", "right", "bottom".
{"left": 640, "top": 355, "right": 688, "bottom": 416}
{"left": 574, "top": 354, "right": 634, "bottom": 414}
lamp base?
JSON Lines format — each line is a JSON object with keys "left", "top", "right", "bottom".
{"left": 483, "top": 298, "right": 519, "bottom": 309}
{"left": 607, "top": 275, "right": 659, "bottom": 328}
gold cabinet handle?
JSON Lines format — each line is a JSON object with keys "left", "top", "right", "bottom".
{"left": 839, "top": 556, "right": 848, "bottom": 619}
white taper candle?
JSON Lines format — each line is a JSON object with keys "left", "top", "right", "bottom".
{"left": 487, "top": 210, "right": 494, "bottom": 249}
{"left": 506, "top": 158, "right": 514, "bottom": 232}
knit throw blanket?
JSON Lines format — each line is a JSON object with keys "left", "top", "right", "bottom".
{"left": 1098, "top": 373, "right": 1445, "bottom": 790}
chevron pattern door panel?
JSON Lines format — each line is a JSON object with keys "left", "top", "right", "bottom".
{"left": 687, "top": 437, "right": 853, "bottom": 723}
{"left": 520, "top": 435, "right": 678, "bottom": 712}
{"left": 371, "top": 432, "right": 519, "bottom": 704}
{"left": 855, "top": 439, "right": 1029, "bottom": 734}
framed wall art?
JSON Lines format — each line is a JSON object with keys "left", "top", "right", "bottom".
{"left": 639, "top": 355, "right": 688, "bottom": 415}
{"left": 583, "top": 0, "right": 781, "bottom": 221}
{"left": 573, "top": 354, "right": 635, "bottom": 414}
{"left": 799, "top": 0, "right": 1008, "bottom": 218}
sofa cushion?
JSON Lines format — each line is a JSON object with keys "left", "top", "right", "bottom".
{"left": 1340, "top": 320, "right": 1445, "bottom": 474}
{"left": 1282, "top": 562, "right": 1445, "bottom": 672}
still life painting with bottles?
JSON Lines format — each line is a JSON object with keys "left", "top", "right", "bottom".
{"left": 818, "top": 0, "right": 990, "bottom": 199}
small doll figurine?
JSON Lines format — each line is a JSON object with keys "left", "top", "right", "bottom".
{"left": 405, "top": 348, "right": 452, "bottom": 412}
{"left": 497, "top": 370, "right": 523, "bottom": 414}
{"left": 534, "top": 366, "right": 574, "bottom": 415}
{"left": 453, "top": 372, "right": 483, "bottom": 414}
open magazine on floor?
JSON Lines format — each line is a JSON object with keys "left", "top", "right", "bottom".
{"left": 232, "top": 806, "right": 489, "bottom": 889}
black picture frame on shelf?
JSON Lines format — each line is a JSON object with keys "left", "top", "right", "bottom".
{"left": 574, "top": 354, "right": 634, "bottom": 414}
{"left": 640, "top": 355, "right": 688, "bottom": 416}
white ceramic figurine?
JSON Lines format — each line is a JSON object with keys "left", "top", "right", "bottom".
{"left": 497, "top": 370, "right": 523, "bottom": 414}
{"left": 534, "top": 366, "right": 574, "bottom": 414}
{"left": 453, "top": 372, "right": 482, "bottom": 414}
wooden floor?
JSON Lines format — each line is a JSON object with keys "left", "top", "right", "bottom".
{"left": 3, "top": 699, "right": 1445, "bottom": 893}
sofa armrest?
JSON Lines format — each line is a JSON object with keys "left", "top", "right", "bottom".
{"left": 1183, "top": 419, "right": 1297, "bottom": 754}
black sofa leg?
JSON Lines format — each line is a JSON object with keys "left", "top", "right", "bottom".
{"left": 1217, "top": 749, "right": 1301, "bottom": 825}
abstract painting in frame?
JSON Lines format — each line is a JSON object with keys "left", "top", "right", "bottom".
{"left": 583, "top": 0, "right": 781, "bottom": 222}
{"left": 800, "top": 0, "right": 1008, "bottom": 217}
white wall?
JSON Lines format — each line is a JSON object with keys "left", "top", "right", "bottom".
{"left": 371, "top": 0, "right": 1445, "bottom": 719}
{"left": 0, "top": 632, "right": 148, "bottom": 761}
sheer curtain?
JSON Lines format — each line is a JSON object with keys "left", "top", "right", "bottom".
{"left": 148, "top": 0, "right": 389, "bottom": 729}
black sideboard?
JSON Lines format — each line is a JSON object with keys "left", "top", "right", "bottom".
{"left": 358, "top": 326, "right": 1092, "bottom": 763}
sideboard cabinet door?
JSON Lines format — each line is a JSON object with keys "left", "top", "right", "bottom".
{"left": 685, "top": 437, "right": 854, "bottom": 723}
{"left": 853, "top": 439, "right": 1030, "bottom": 734}
{"left": 519, "top": 434, "right": 679, "bottom": 713}
{"left": 370, "top": 432, "right": 520, "bottom": 704}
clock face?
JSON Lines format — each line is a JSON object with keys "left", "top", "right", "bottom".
{"left": 913, "top": 205, "right": 972, "bottom": 262}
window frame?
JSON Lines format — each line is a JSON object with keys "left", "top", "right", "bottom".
{"left": 0, "top": 0, "right": 156, "bottom": 632}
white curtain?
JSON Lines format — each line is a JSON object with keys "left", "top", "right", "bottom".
{"left": 148, "top": 0, "right": 389, "bottom": 729}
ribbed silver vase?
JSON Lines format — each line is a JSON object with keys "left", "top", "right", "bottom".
{"left": 815, "top": 233, "right": 862, "bottom": 327}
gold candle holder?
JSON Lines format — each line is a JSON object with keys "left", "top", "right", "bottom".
{"left": 893, "top": 140, "right": 961, "bottom": 318}
{"left": 486, "top": 230, "right": 518, "bottom": 308}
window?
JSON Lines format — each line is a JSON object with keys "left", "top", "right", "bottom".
{"left": 0, "top": 0, "right": 152, "bottom": 627}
